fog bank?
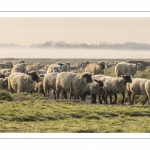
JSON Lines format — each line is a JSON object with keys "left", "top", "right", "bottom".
{"left": 1, "top": 48, "right": 150, "bottom": 59}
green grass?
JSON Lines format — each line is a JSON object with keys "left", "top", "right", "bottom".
{"left": 0, "top": 97, "right": 150, "bottom": 133}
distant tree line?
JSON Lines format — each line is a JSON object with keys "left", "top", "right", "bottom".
{"left": 1, "top": 41, "right": 150, "bottom": 50}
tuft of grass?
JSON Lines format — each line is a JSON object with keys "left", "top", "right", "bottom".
{"left": 0, "top": 90, "right": 13, "bottom": 101}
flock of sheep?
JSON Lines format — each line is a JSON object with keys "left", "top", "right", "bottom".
{"left": 0, "top": 59, "right": 150, "bottom": 105}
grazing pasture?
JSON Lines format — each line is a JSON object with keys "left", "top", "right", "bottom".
{"left": 0, "top": 58, "right": 150, "bottom": 132}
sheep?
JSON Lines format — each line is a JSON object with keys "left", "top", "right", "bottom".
{"left": 4, "top": 72, "right": 11, "bottom": 78}
{"left": 0, "top": 61, "right": 13, "bottom": 69}
{"left": 33, "top": 82, "right": 45, "bottom": 96}
{"left": 68, "top": 66, "right": 77, "bottom": 71}
{"left": 38, "top": 69, "right": 46, "bottom": 75}
{"left": 114, "top": 61, "right": 119, "bottom": 66}
{"left": 25, "top": 65, "right": 38, "bottom": 74}
{"left": 11, "top": 63, "right": 26, "bottom": 73}
{"left": 56, "top": 72, "right": 92, "bottom": 100}
{"left": 81, "top": 80, "right": 104, "bottom": 104}
{"left": 92, "top": 74, "right": 107, "bottom": 103}
{"left": 101, "top": 75, "right": 132, "bottom": 105}
{"left": 8, "top": 70, "right": 39, "bottom": 93}
{"left": 12, "top": 60, "right": 25, "bottom": 67}
{"left": 0, "top": 74, "right": 5, "bottom": 78}
{"left": 47, "top": 64, "right": 67, "bottom": 73}
{"left": 0, "top": 69, "right": 11, "bottom": 75}
{"left": 33, "top": 63, "right": 44, "bottom": 70}
{"left": 0, "top": 78, "right": 8, "bottom": 90}
{"left": 126, "top": 60, "right": 148, "bottom": 71}
{"left": 145, "top": 80, "right": 150, "bottom": 105}
{"left": 85, "top": 61, "right": 105, "bottom": 76}
{"left": 126, "top": 78, "right": 148, "bottom": 105}
{"left": 115, "top": 62, "right": 142, "bottom": 77}
{"left": 76, "top": 61, "right": 89, "bottom": 71}
{"left": 43, "top": 73, "right": 58, "bottom": 99}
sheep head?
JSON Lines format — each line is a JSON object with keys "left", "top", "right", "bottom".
{"left": 98, "top": 61, "right": 105, "bottom": 70}
{"left": 94, "top": 80, "right": 104, "bottom": 87}
{"left": 80, "top": 72, "right": 92, "bottom": 83}
{"left": 121, "top": 75, "right": 132, "bottom": 83}
{"left": 28, "top": 70, "right": 39, "bottom": 82}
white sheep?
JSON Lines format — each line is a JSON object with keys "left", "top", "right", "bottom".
{"left": 47, "top": 63, "right": 67, "bottom": 73}
{"left": 43, "top": 73, "right": 58, "bottom": 99}
{"left": 85, "top": 61, "right": 105, "bottom": 75}
{"left": 115, "top": 62, "right": 142, "bottom": 77}
{"left": 126, "top": 78, "right": 148, "bottom": 105}
{"left": 8, "top": 71, "right": 39, "bottom": 93}
{"left": 101, "top": 75, "right": 132, "bottom": 105}
{"left": 56, "top": 72, "right": 92, "bottom": 100}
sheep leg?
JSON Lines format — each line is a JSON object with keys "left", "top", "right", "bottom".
{"left": 131, "top": 94, "right": 135, "bottom": 105}
{"left": 98, "top": 94, "right": 104, "bottom": 104}
{"left": 112, "top": 93, "right": 117, "bottom": 104}
{"left": 104, "top": 93, "right": 108, "bottom": 104}
{"left": 121, "top": 92, "right": 125, "bottom": 105}
{"left": 127, "top": 91, "right": 132, "bottom": 104}
{"left": 63, "top": 91, "right": 67, "bottom": 99}
{"left": 147, "top": 95, "right": 150, "bottom": 105}
{"left": 91, "top": 94, "right": 96, "bottom": 104}
{"left": 80, "top": 93, "right": 86, "bottom": 101}
{"left": 142, "top": 95, "right": 148, "bottom": 105}
{"left": 56, "top": 91, "right": 59, "bottom": 99}
{"left": 109, "top": 95, "right": 113, "bottom": 104}
{"left": 53, "top": 90, "right": 56, "bottom": 100}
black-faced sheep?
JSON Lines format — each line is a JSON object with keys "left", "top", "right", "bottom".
{"left": 8, "top": 71, "right": 39, "bottom": 93}
{"left": 56, "top": 72, "right": 92, "bottom": 100}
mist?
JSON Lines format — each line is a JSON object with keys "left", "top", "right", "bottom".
{"left": 1, "top": 48, "right": 150, "bottom": 59}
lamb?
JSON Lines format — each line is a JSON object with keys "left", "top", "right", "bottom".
{"left": 81, "top": 80, "right": 104, "bottom": 104}
{"left": 85, "top": 61, "right": 105, "bottom": 75}
{"left": 56, "top": 72, "right": 92, "bottom": 100}
{"left": 126, "top": 78, "right": 148, "bottom": 105}
{"left": 115, "top": 62, "right": 142, "bottom": 77}
{"left": 101, "top": 75, "right": 132, "bottom": 105}
{"left": 33, "top": 82, "right": 45, "bottom": 96}
{"left": 43, "top": 73, "right": 58, "bottom": 99}
{"left": 8, "top": 70, "right": 39, "bottom": 93}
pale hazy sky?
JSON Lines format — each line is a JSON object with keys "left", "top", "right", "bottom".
{"left": 1, "top": 17, "right": 150, "bottom": 45}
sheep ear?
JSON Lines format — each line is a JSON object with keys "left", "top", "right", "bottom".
{"left": 94, "top": 80, "right": 99, "bottom": 83}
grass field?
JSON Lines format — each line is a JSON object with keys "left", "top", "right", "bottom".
{"left": 0, "top": 94, "right": 150, "bottom": 133}
{"left": 0, "top": 58, "right": 150, "bottom": 133}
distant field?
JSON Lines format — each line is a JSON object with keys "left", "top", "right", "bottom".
{"left": 1, "top": 58, "right": 150, "bottom": 65}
